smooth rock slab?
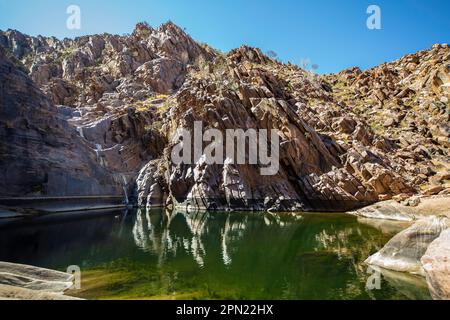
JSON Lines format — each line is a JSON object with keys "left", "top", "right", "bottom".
{"left": 365, "top": 216, "right": 450, "bottom": 275}
{"left": 0, "top": 272, "right": 73, "bottom": 293}
{"left": 421, "top": 229, "right": 450, "bottom": 300}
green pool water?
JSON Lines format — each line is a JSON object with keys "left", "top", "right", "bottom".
{"left": 0, "top": 209, "right": 431, "bottom": 300}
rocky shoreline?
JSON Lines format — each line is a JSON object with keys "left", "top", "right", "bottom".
{"left": 1, "top": 23, "right": 448, "bottom": 213}
{"left": 352, "top": 194, "right": 450, "bottom": 221}
{"left": 0, "top": 196, "right": 127, "bottom": 217}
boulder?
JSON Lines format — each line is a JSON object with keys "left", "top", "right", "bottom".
{"left": 421, "top": 229, "right": 450, "bottom": 300}
{"left": 335, "top": 117, "right": 357, "bottom": 134}
{"left": 423, "top": 186, "right": 444, "bottom": 196}
{"left": 365, "top": 216, "right": 450, "bottom": 275}
{"left": 0, "top": 48, "right": 122, "bottom": 198}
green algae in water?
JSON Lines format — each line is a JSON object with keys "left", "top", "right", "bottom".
{"left": 0, "top": 209, "right": 431, "bottom": 300}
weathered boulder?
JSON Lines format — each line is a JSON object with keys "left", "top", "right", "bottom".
{"left": 0, "top": 261, "right": 72, "bottom": 283}
{"left": 0, "top": 261, "right": 80, "bottom": 300}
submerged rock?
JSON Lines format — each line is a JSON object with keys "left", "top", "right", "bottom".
{"left": 0, "top": 261, "right": 73, "bottom": 284}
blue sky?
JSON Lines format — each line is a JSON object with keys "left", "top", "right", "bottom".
{"left": 0, "top": 0, "right": 448, "bottom": 73}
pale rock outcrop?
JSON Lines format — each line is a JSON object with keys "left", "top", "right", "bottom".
{"left": 0, "top": 261, "right": 80, "bottom": 300}
{"left": 421, "top": 229, "right": 450, "bottom": 300}
{"left": 365, "top": 216, "right": 450, "bottom": 275}
{"left": 352, "top": 195, "right": 450, "bottom": 221}
{"left": 135, "top": 160, "right": 168, "bottom": 208}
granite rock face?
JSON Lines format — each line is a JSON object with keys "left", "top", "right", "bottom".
{"left": 142, "top": 45, "right": 444, "bottom": 211}
{"left": 135, "top": 159, "right": 168, "bottom": 208}
{"left": 325, "top": 44, "right": 450, "bottom": 201}
{"left": 0, "top": 261, "right": 80, "bottom": 300}
{"left": 0, "top": 23, "right": 448, "bottom": 211}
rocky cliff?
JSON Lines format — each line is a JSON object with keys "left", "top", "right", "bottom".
{"left": 0, "top": 22, "right": 448, "bottom": 212}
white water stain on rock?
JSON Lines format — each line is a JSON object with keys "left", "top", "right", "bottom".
{"left": 421, "top": 229, "right": 450, "bottom": 300}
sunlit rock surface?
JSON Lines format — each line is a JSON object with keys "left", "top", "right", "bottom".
{"left": 0, "top": 47, "right": 122, "bottom": 198}
{"left": 422, "top": 229, "right": 450, "bottom": 300}
{"left": 0, "top": 261, "right": 80, "bottom": 300}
